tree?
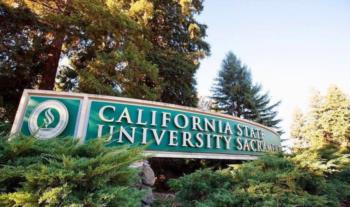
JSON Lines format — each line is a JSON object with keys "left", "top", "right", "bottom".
{"left": 290, "top": 108, "right": 307, "bottom": 151}
{"left": 1, "top": 0, "right": 162, "bottom": 121}
{"left": 8, "top": 0, "right": 210, "bottom": 105}
{"left": 303, "top": 90, "right": 325, "bottom": 148}
{"left": 137, "top": 0, "right": 210, "bottom": 189}
{"left": 0, "top": 3, "right": 48, "bottom": 122}
{"left": 319, "top": 86, "right": 350, "bottom": 147}
{"left": 146, "top": 0, "right": 210, "bottom": 107}
{"left": 2, "top": 0, "right": 161, "bottom": 96}
{"left": 1, "top": 0, "right": 210, "bottom": 123}
{"left": 211, "top": 52, "right": 281, "bottom": 130}
{"left": 290, "top": 86, "right": 350, "bottom": 149}
{"left": 0, "top": 135, "right": 145, "bottom": 206}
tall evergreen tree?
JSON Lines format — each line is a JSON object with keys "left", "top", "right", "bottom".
{"left": 145, "top": 0, "right": 210, "bottom": 185}
{"left": 55, "top": 0, "right": 210, "bottom": 106}
{"left": 319, "top": 86, "right": 350, "bottom": 146}
{"left": 2, "top": 0, "right": 161, "bottom": 96}
{"left": 1, "top": 0, "right": 209, "bottom": 123}
{"left": 1, "top": 0, "right": 163, "bottom": 121}
{"left": 211, "top": 52, "right": 281, "bottom": 130}
{"left": 290, "top": 86, "right": 350, "bottom": 149}
{"left": 0, "top": 3, "right": 48, "bottom": 122}
{"left": 290, "top": 108, "right": 307, "bottom": 151}
{"left": 304, "top": 90, "right": 324, "bottom": 147}
{"left": 146, "top": 0, "right": 210, "bottom": 107}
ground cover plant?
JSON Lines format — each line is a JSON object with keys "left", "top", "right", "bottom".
{"left": 169, "top": 147, "right": 350, "bottom": 207}
{"left": 0, "top": 135, "right": 145, "bottom": 207}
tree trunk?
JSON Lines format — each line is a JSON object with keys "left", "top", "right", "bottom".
{"left": 38, "top": 32, "right": 64, "bottom": 90}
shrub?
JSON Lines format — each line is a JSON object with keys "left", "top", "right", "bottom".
{"left": 0, "top": 135, "right": 145, "bottom": 207}
{"left": 152, "top": 194, "right": 176, "bottom": 207}
{"left": 170, "top": 149, "right": 350, "bottom": 207}
{"left": 169, "top": 169, "right": 234, "bottom": 207}
{"left": 227, "top": 154, "right": 331, "bottom": 207}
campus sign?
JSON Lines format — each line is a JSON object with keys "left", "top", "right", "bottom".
{"left": 11, "top": 90, "right": 281, "bottom": 160}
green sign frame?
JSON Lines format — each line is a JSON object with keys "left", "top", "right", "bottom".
{"left": 11, "top": 90, "right": 281, "bottom": 160}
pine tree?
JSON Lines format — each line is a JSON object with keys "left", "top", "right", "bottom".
{"left": 2, "top": 0, "right": 161, "bottom": 98}
{"left": 146, "top": 0, "right": 210, "bottom": 107}
{"left": 0, "top": 3, "right": 48, "bottom": 122}
{"left": 56, "top": 0, "right": 211, "bottom": 104}
{"left": 304, "top": 90, "right": 325, "bottom": 148}
{"left": 211, "top": 52, "right": 281, "bottom": 130}
{"left": 290, "top": 108, "right": 307, "bottom": 151}
{"left": 290, "top": 86, "right": 350, "bottom": 149}
{"left": 145, "top": 1, "right": 210, "bottom": 188}
{"left": 1, "top": 0, "right": 210, "bottom": 123}
{"left": 319, "top": 86, "right": 350, "bottom": 147}
{"left": 0, "top": 135, "right": 145, "bottom": 206}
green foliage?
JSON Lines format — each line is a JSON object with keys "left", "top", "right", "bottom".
{"left": 290, "top": 85, "right": 350, "bottom": 150}
{"left": 0, "top": 3, "right": 48, "bottom": 122}
{"left": 41, "top": 0, "right": 161, "bottom": 98}
{"left": 1, "top": 0, "right": 209, "bottom": 121}
{"left": 0, "top": 135, "right": 145, "bottom": 207}
{"left": 149, "top": 8, "right": 215, "bottom": 179}
{"left": 152, "top": 195, "right": 176, "bottom": 207}
{"left": 169, "top": 169, "right": 233, "bottom": 207}
{"left": 290, "top": 108, "right": 307, "bottom": 152}
{"left": 147, "top": 0, "right": 210, "bottom": 107}
{"left": 170, "top": 148, "right": 350, "bottom": 207}
{"left": 291, "top": 145, "right": 350, "bottom": 205}
{"left": 319, "top": 86, "right": 350, "bottom": 147}
{"left": 211, "top": 52, "right": 281, "bottom": 131}
{"left": 17, "top": 0, "right": 160, "bottom": 96}
{"left": 227, "top": 154, "right": 332, "bottom": 207}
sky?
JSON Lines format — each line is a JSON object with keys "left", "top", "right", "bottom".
{"left": 195, "top": 0, "right": 350, "bottom": 140}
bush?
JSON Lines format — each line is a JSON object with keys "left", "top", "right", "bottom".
{"left": 170, "top": 149, "right": 350, "bottom": 207}
{"left": 0, "top": 135, "right": 145, "bottom": 207}
{"left": 152, "top": 193, "right": 176, "bottom": 207}
{"left": 169, "top": 169, "right": 234, "bottom": 207}
{"left": 227, "top": 154, "right": 331, "bottom": 207}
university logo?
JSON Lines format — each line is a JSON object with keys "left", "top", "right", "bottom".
{"left": 28, "top": 100, "right": 69, "bottom": 139}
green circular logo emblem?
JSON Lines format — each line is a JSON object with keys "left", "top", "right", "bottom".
{"left": 28, "top": 100, "right": 69, "bottom": 139}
